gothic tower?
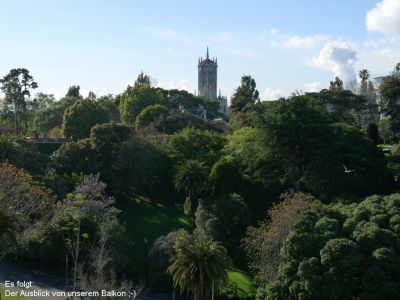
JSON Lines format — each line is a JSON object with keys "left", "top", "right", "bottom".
{"left": 197, "top": 47, "right": 227, "bottom": 114}
{"left": 198, "top": 47, "right": 218, "bottom": 100}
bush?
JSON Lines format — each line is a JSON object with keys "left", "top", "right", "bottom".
{"left": 261, "top": 193, "right": 400, "bottom": 300}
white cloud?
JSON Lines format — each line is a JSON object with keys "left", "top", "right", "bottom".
{"left": 269, "top": 28, "right": 279, "bottom": 35}
{"left": 263, "top": 88, "right": 287, "bottom": 100}
{"left": 312, "top": 42, "right": 357, "bottom": 85}
{"left": 366, "top": 0, "right": 400, "bottom": 35}
{"left": 283, "top": 35, "right": 329, "bottom": 49}
{"left": 305, "top": 82, "right": 322, "bottom": 92}
{"left": 168, "top": 80, "right": 191, "bottom": 92}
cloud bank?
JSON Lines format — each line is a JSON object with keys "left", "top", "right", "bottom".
{"left": 366, "top": 0, "right": 400, "bottom": 35}
{"left": 312, "top": 42, "right": 357, "bottom": 85}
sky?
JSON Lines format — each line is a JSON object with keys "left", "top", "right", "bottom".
{"left": 1, "top": 0, "right": 400, "bottom": 100}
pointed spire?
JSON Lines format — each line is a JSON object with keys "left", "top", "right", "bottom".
{"left": 206, "top": 46, "right": 209, "bottom": 59}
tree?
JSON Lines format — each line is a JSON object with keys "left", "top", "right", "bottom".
{"left": 168, "top": 233, "right": 232, "bottom": 300}
{"left": 261, "top": 193, "right": 400, "bottom": 300}
{"left": 230, "top": 75, "right": 259, "bottom": 113}
{"left": 134, "top": 71, "right": 151, "bottom": 87}
{"left": 111, "top": 133, "right": 169, "bottom": 194}
{"left": 119, "top": 83, "right": 164, "bottom": 124}
{"left": 242, "top": 191, "right": 314, "bottom": 284}
{"left": 194, "top": 193, "right": 251, "bottom": 254}
{"left": 65, "top": 85, "right": 82, "bottom": 99}
{"left": 164, "top": 128, "right": 226, "bottom": 165}
{"left": 51, "top": 174, "right": 123, "bottom": 288}
{"left": 34, "top": 87, "right": 82, "bottom": 136}
{"left": 329, "top": 76, "right": 344, "bottom": 91}
{"left": 0, "top": 195, "right": 20, "bottom": 247}
{"left": 63, "top": 98, "right": 109, "bottom": 140}
{"left": 0, "top": 68, "right": 38, "bottom": 134}
{"left": 153, "top": 109, "right": 227, "bottom": 134}
{"left": 29, "top": 93, "right": 55, "bottom": 110}
{"left": 47, "top": 139, "right": 96, "bottom": 176}
{"left": 209, "top": 156, "right": 242, "bottom": 195}
{"left": 135, "top": 104, "right": 169, "bottom": 129}
{"left": 359, "top": 69, "right": 370, "bottom": 96}
{"left": 379, "top": 73, "right": 400, "bottom": 140}
{"left": 174, "top": 159, "right": 209, "bottom": 219}
{"left": 308, "top": 89, "right": 367, "bottom": 128}
{"left": 367, "top": 123, "right": 380, "bottom": 145}
{"left": 0, "top": 162, "right": 55, "bottom": 220}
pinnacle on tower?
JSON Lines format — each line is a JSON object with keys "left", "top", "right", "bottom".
{"left": 206, "top": 46, "right": 209, "bottom": 59}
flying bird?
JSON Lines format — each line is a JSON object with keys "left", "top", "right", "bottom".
{"left": 342, "top": 164, "right": 355, "bottom": 174}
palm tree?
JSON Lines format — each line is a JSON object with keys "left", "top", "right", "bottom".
{"left": 359, "top": 69, "right": 370, "bottom": 96}
{"left": 168, "top": 237, "right": 232, "bottom": 300}
{"left": 173, "top": 160, "right": 209, "bottom": 217}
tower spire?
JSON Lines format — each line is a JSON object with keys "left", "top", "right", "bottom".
{"left": 206, "top": 46, "right": 209, "bottom": 59}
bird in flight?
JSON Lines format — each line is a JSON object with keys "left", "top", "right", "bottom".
{"left": 342, "top": 164, "right": 355, "bottom": 173}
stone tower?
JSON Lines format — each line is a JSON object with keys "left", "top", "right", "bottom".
{"left": 197, "top": 47, "right": 228, "bottom": 114}
{"left": 198, "top": 47, "right": 218, "bottom": 100}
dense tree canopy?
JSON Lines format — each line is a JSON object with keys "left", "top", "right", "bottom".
{"left": 63, "top": 98, "right": 109, "bottom": 140}
{"left": 260, "top": 194, "right": 400, "bottom": 300}
{"left": 119, "top": 83, "right": 165, "bottom": 124}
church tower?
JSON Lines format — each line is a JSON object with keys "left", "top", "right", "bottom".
{"left": 197, "top": 47, "right": 227, "bottom": 114}
{"left": 198, "top": 47, "right": 218, "bottom": 100}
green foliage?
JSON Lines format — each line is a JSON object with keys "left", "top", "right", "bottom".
{"left": 111, "top": 132, "right": 170, "bottom": 194}
{"left": 303, "top": 123, "right": 392, "bottom": 200}
{"left": 157, "top": 88, "right": 220, "bottom": 113}
{"left": 168, "top": 233, "right": 233, "bottom": 300}
{"left": 367, "top": 123, "right": 380, "bottom": 145}
{"left": 225, "top": 127, "right": 266, "bottom": 181}
{"left": 194, "top": 193, "right": 250, "bottom": 254}
{"left": 329, "top": 76, "right": 344, "bottom": 91}
{"left": 33, "top": 97, "right": 74, "bottom": 136}
{"left": 153, "top": 109, "right": 228, "bottom": 134}
{"left": 46, "top": 174, "right": 127, "bottom": 269}
{"left": 0, "top": 194, "right": 20, "bottom": 248}
{"left": 135, "top": 104, "right": 169, "bottom": 128}
{"left": 210, "top": 156, "right": 242, "bottom": 195}
{"left": 119, "top": 84, "right": 164, "bottom": 124}
{"left": 230, "top": 96, "right": 392, "bottom": 200}
{"left": 134, "top": 71, "right": 151, "bottom": 86}
{"left": 36, "top": 142, "right": 64, "bottom": 155}
{"left": 0, "top": 68, "right": 38, "bottom": 134}
{"left": 0, "top": 135, "right": 47, "bottom": 175}
{"left": 230, "top": 75, "right": 259, "bottom": 114}
{"left": 164, "top": 128, "right": 226, "bottom": 165}
{"left": 380, "top": 74, "right": 400, "bottom": 140}
{"left": 63, "top": 98, "right": 109, "bottom": 140}
{"left": 262, "top": 193, "right": 400, "bottom": 300}
{"left": 48, "top": 139, "right": 96, "bottom": 175}
{"left": 97, "top": 94, "right": 120, "bottom": 116}
{"left": 308, "top": 89, "right": 367, "bottom": 128}
{"left": 174, "top": 159, "right": 209, "bottom": 218}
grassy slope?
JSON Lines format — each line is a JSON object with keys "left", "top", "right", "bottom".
{"left": 119, "top": 195, "right": 255, "bottom": 298}
{"left": 228, "top": 271, "right": 254, "bottom": 298}
{"left": 0, "top": 289, "right": 26, "bottom": 300}
{"left": 118, "top": 195, "right": 191, "bottom": 272}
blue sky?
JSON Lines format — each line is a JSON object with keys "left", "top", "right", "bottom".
{"left": 1, "top": 0, "right": 400, "bottom": 100}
